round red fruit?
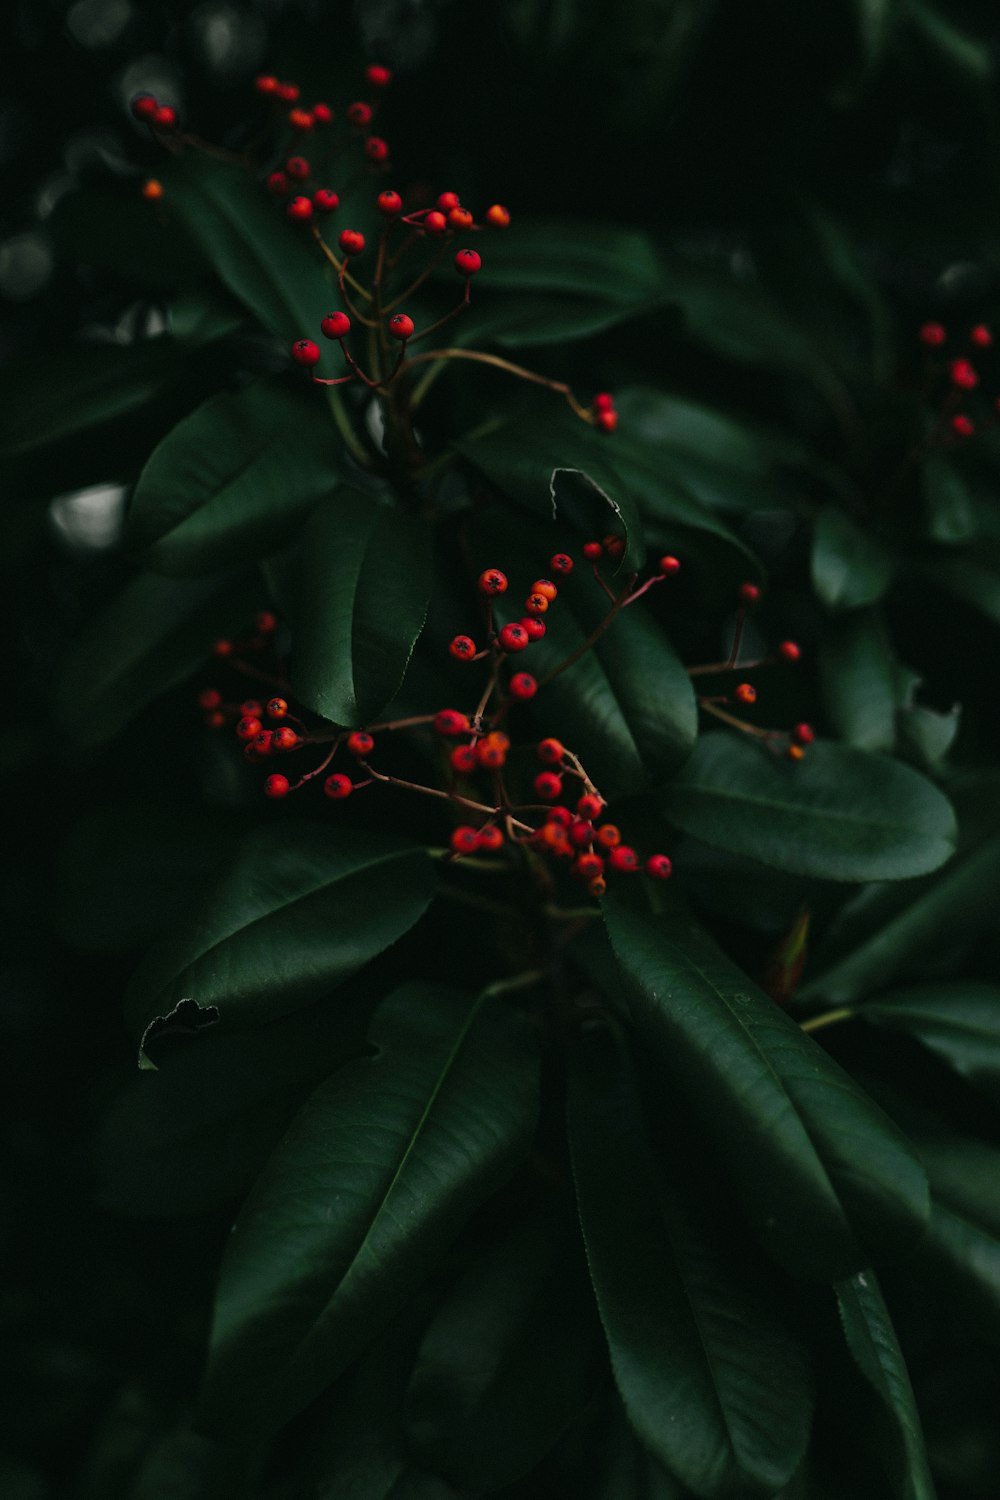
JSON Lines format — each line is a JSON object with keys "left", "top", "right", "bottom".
{"left": 593, "top": 392, "right": 614, "bottom": 411}
{"left": 198, "top": 688, "right": 221, "bottom": 711}
{"left": 272, "top": 727, "right": 299, "bottom": 751}
{"left": 378, "top": 190, "right": 402, "bottom": 216}
{"left": 792, "top": 722, "right": 815, "bottom": 745}
{"left": 583, "top": 541, "right": 603, "bottom": 560}
{"left": 646, "top": 854, "right": 673, "bottom": 879}
{"left": 265, "top": 774, "right": 290, "bottom": 799}
{"left": 347, "top": 101, "right": 372, "bottom": 126}
{"left": 255, "top": 75, "right": 278, "bottom": 95}
{"left": 437, "top": 192, "right": 460, "bottom": 211}
{"left": 509, "top": 673, "right": 537, "bottom": 700}
{"left": 735, "top": 683, "right": 756, "bottom": 705}
{"left": 253, "top": 730, "right": 273, "bottom": 755}
{"left": 523, "top": 593, "right": 548, "bottom": 615}
{"left": 450, "top": 826, "right": 479, "bottom": 855}
{"left": 778, "top": 640, "right": 801, "bottom": 662}
{"left": 338, "top": 229, "right": 365, "bottom": 256}
{"left": 365, "top": 64, "right": 392, "bottom": 88}
{"left": 659, "top": 555, "right": 680, "bottom": 575}
{"left": 449, "top": 635, "right": 477, "bottom": 661}
{"left": 321, "top": 311, "right": 351, "bottom": 340}
{"left": 213, "top": 639, "right": 232, "bottom": 657}
{"left": 952, "top": 414, "right": 975, "bottom": 437}
{"left": 365, "top": 137, "right": 389, "bottom": 163}
{"left": 237, "top": 715, "right": 262, "bottom": 740}
{"left": 739, "top": 582, "right": 761, "bottom": 605}
{"left": 241, "top": 700, "right": 262, "bottom": 717}
{"left": 131, "top": 92, "right": 159, "bottom": 120}
{"left": 477, "top": 568, "right": 507, "bottom": 595}
{"left": 534, "top": 771, "right": 563, "bottom": 800}
{"left": 256, "top": 611, "right": 277, "bottom": 633}
{"left": 574, "top": 853, "right": 604, "bottom": 880}
{"left": 498, "top": 623, "right": 529, "bottom": 652}
{"left": 596, "top": 824, "right": 621, "bottom": 848}
{"left": 423, "top": 210, "right": 448, "bottom": 236}
{"left": 577, "top": 794, "right": 604, "bottom": 820}
{"left": 477, "top": 826, "right": 504, "bottom": 852}
{"left": 292, "top": 338, "right": 320, "bottom": 366}
{"left": 267, "top": 697, "right": 288, "bottom": 719}
{"left": 434, "top": 710, "right": 469, "bottom": 736}
{"left": 312, "top": 102, "right": 333, "bottom": 124}
{"left": 569, "top": 820, "right": 595, "bottom": 848}
{"left": 971, "top": 324, "right": 993, "bottom": 347}
{"left": 477, "top": 741, "right": 506, "bottom": 769}
{"left": 531, "top": 580, "right": 557, "bottom": 602}
{"left": 550, "top": 553, "right": 574, "bottom": 574}
{"left": 546, "top": 806, "right": 572, "bottom": 826}
{"left": 449, "top": 207, "right": 474, "bottom": 229}
{"left": 537, "top": 738, "right": 564, "bottom": 764}
{"left": 277, "top": 82, "right": 299, "bottom": 102}
{"left": 267, "top": 171, "right": 289, "bottom": 196}
{"left": 286, "top": 196, "right": 313, "bottom": 222}
{"left": 521, "top": 617, "right": 546, "bottom": 640}
{"left": 288, "top": 108, "right": 313, "bottom": 131}
{"left": 313, "top": 189, "right": 340, "bottom": 213}
{"left": 450, "top": 745, "right": 477, "bottom": 773}
{"left": 455, "top": 248, "right": 481, "bottom": 276}
{"left": 324, "top": 774, "right": 353, "bottom": 800}
{"left": 153, "top": 105, "right": 177, "bottom": 130}
{"left": 347, "top": 731, "right": 374, "bottom": 756}
{"left": 609, "top": 845, "right": 639, "bottom": 872}
{"left": 919, "top": 321, "right": 946, "bottom": 346}
{"left": 485, "top": 204, "right": 510, "bottom": 228}
{"left": 950, "top": 358, "right": 978, "bottom": 389}
{"left": 388, "top": 313, "right": 413, "bottom": 340}
{"left": 595, "top": 409, "right": 618, "bottom": 433}
{"left": 286, "top": 155, "right": 309, "bottom": 179}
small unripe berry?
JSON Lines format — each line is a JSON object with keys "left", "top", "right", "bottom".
{"left": 255, "top": 75, "right": 278, "bottom": 95}
{"left": 256, "top": 611, "right": 277, "bottom": 633}
{"left": 450, "top": 745, "right": 478, "bottom": 773}
{"left": 577, "top": 794, "right": 604, "bottom": 820}
{"left": 778, "top": 640, "right": 801, "bottom": 662}
{"left": 450, "top": 826, "right": 480, "bottom": 855}
{"left": 388, "top": 313, "right": 414, "bottom": 341}
{"left": 550, "top": 553, "right": 574, "bottom": 574}
{"left": 971, "top": 324, "right": 993, "bottom": 347}
{"left": 313, "top": 189, "right": 340, "bottom": 214}
{"left": 277, "top": 82, "right": 300, "bottom": 102}
{"left": 347, "top": 101, "right": 372, "bottom": 126}
{"left": 595, "top": 409, "right": 618, "bottom": 433}
{"left": 531, "top": 579, "right": 557, "bottom": 600}
{"left": 365, "top": 137, "right": 389, "bottom": 163}
{"left": 324, "top": 773, "right": 353, "bottom": 800}
{"left": 524, "top": 593, "right": 548, "bottom": 615}
{"left": 589, "top": 876, "right": 607, "bottom": 898}
{"left": 265, "top": 774, "right": 290, "bottom": 798}
{"left": 609, "top": 845, "right": 639, "bottom": 872}
{"left": 788, "top": 744, "right": 806, "bottom": 761}
{"left": 485, "top": 204, "right": 510, "bottom": 228}
{"left": 509, "top": 672, "right": 537, "bottom": 700}
{"left": 477, "top": 825, "right": 504, "bottom": 852}
{"left": 919, "top": 321, "right": 946, "bottom": 346}
{"left": 423, "top": 211, "right": 448, "bottom": 236}
{"left": 347, "top": 730, "right": 374, "bottom": 756}
{"left": 521, "top": 617, "right": 546, "bottom": 641}
{"left": 449, "top": 207, "right": 474, "bottom": 230}
{"left": 153, "top": 105, "right": 177, "bottom": 130}
{"left": 437, "top": 192, "right": 461, "bottom": 212}
{"left": 792, "top": 722, "right": 815, "bottom": 745}
{"left": 735, "top": 683, "right": 756, "bottom": 705}
{"left": 286, "top": 155, "right": 309, "bottom": 179}
{"left": 288, "top": 108, "right": 313, "bottom": 131}
{"left": 292, "top": 338, "right": 321, "bottom": 366}
{"left": 596, "top": 823, "right": 621, "bottom": 848}
{"left": 659, "top": 555, "right": 680, "bottom": 575}
{"left": 434, "top": 710, "right": 467, "bottom": 736}
{"left": 646, "top": 854, "right": 673, "bottom": 880}
{"left": 321, "top": 311, "right": 351, "bottom": 340}
{"left": 287, "top": 196, "right": 313, "bottom": 222}
{"left": 267, "top": 697, "right": 288, "bottom": 719}
{"left": 498, "top": 623, "right": 529, "bottom": 652}
{"left": 739, "top": 582, "right": 760, "bottom": 605}
{"left": 574, "top": 853, "right": 605, "bottom": 880}
{"left": 950, "top": 358, "right": 979, "bottom": 390}
{"left": 267, "top": 171, "right": 290, "bottom": 196}
{"left": 450, "top": 635, "right": 477, "bottom": 661}
{"left": 951, "top": 414, "right": 975, "bottom": 437}
{"left": 141, "top": 179, "right": 164, "bottom": 201}
{"left": 237, "top": 715, "right": 262, "bottom": 740}
{"left": 365, "top": 64, "right": 392, "bottom": 88}
{"left": 338, "top": 229, "right": 365, "bottom": 256}
{"left": 272, "top": 727, "right": 299, "bottom": 752}
{"left": 583, "top": 541, "right": 603, "bottom": 560}
{"left": 478, "top": 568, "right": 508, "bottom": 595}
{"left": 378, "top": 190, "right": 403, "bottom": 216}
{"left": 198, "top": 688, "right": 221, "bottom": 711}
{"left": 455, "top": 248, "right": 481, "bottom": 276}
{"left": 534, "top": 771, "right": 563, "bottom": 800}
{"left": 131, "top": 92, "right": 159, "bottom": 120}
{"left": 537, "top": 738, "right": 564, "bottom": 764}
{"left": 312, "top": 102, "right": 333, "bottom": 125}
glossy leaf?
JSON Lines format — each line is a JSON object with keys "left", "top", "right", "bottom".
{"left": 288, "top": 488, "right": 431, "bottom": 726}
{"left": 124, "top": 822, "right": 433, "bottom": 1042}
{"left": 602, "top": 891, "right": 929, "bottom": 1280}
{"left": 812, "top": 506, "right": 893, "bottom": 611}
{"left": 198, "top": 983, "right": 540, "bottom": 1441}
{"left": 835, "top": 1271, "right": 937, "bottom": 1500}
{"left": 663, "top": 733, "right": 956, "bottom": 882}
{"left": 818, "top": 609, "right": 913, "bottom": 753}
{"left": 475, "top": 217, "right": 664, "bottom": 306}
{"left": 929, "top": 551, "right": 1000, "bottom": 627}
{"left": 913, "top": 1201, "right": 1000, "bottom": 1347}
{"left": 861, "top": 983, "right": 1000, "bottom": 1095}
{"left": 921, "top": 452, "right": 978, "bottom": 545}
{"left": 568, "top": 1022, "right": 813, "bottom": 1497}
{"left": 128, "top": 377, "right": 343, "bottom": 574}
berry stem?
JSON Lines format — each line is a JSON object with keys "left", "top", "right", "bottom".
{"left": 360, "top": 760, "right": 535, "bottom": 832}
{"left": 534, "top": 579, "right": 637, "bottom": 689}
{"left": 324, "top": 387, "right": 371, "bottom": 467}
{"left": 310, "top": 225, "right": 373, "bottom": 303}
{"left": 799, "top": 1007, "right": 855, "bottom": 1034}
{"left": 383, "top": 238, "right": 452, "bottom": 312}
{"left": 402, "top": 348, "right": 592, "bottom": 420}
{"left": 724, "top": 605, "right": 747, "bottom": 670}
{"left": 688, "top": 654, "right": 777, "bottom": 677}
{"left": 698, "top": 699, "right": 775, "bottom": 739}
{"left": 404, "top": 281, "right": 471, "bottom": 347}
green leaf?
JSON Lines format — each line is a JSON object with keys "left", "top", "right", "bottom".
{"left": 853, "top": 0, "right": 898, "bottom": 66}
{"left": 458, "top": 290, "right": 655, "bottom": 349}
{"left": 835, "top": 1271, "right": 937, "bottom": 1500}
{"left": 812, "top": 506, "right": 893, "bottom": 611}
{"left": 475, "top": 217, "right": 664, "bottom": 305}
{"left": 124, "top": 822, "right": 433, "bottom": 1042}
{"left": 818, "top": 608, "right": 913, "bottom": 753}
{"left": 928, "top": 552, "right": 1000, "bottom": 627}
{"left": 288, "top": 489, "right": 431, "bottom": 726}
{"left": 52, "top": 571, "right": 251, "bottom": 749}
{"left": 0, "top": 340, "right": 183, "bottom": 457}
{"left": 567, "top": 1022, "right": 813, "bottom": 1497}
{"left": 860, "top": 983, "right": 1000, "bottom": 1096}
{"left": 913, "top": 1201, "right": 1000, "bottom": 1348}
{"left": 921, "top": 452, "right": 978, "bottom": 545}
{"left": 128, "top": 377, "right": 344, "bottom": 575}
{"left": 405, "top": 1203, "right": 600, "bottom": 1492}
{"left": 908, "top": 0, "right": 992, "bottom": 82}
{"left": 550, "top": 467, "right": 646, "bottom": 573}
{"left": 602, "top": 892, "right": 929, "bottom": 1280}
{"left": 198, "top": 982, "right": 540, "bottom": 1441}
{"left": 663, "top": 733, "right": 956, "bottom": 882}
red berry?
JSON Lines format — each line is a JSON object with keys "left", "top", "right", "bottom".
{"left": 537, "top": 738, "right": 564, "bottom": 764}
{"left": 792, "top": 722, "right": 815, "bottom": 745}
{"left": 286, "top": 155, "right": 309, "bottom": 179}
{"left": 324, "top": 773, "right": 353, "bottom": 800}
{"left": 498, "top": 623, "right": 529, "bottom": 652}
{"left": 952, "top": 414, "right": 975, "bottom": 438}
{"left": 450, "top": 825, "right": 480, "bottom": 855}
{"left": 288, "top": 108, "right": 313, "bottom": 131}
{"left": 450, "top": 745, "right": 478, "bottom": 773}
{"left": 659, "top": 555, "right": 680, "bottom": 575}
{"left": 292, "top": 338, "right": 320, "bottom": 366}
{"left": 593, "top": 392, "right": 614, "bottom": 412}
{"left": 645, "top": 854, "right": 672, "bottom": 880}
{"left": 520, "top": 617, "right": 546, "bottom": 641}
{"left": 950, "top": 358, "right": 979, "bottom": 390}
{"left": 477, "top": 740, "right": 506, "bottom": 769}
{"left": 378, "top": 190, "right": 403, "bottom": 216}
{"left": 241, "top": 699, "right": 263, "bottom": 717}
{"left": 509, "top": 672, "right": 537, "bottom": 700}
{"left": 477, "top": 825, "right": 504, "bottom": 852}
{"left": 550, "top": 553, "right": 574, "bottom": 574}
{"left": 347, "top": 731, "right": 374, "bottom": 756}
{"left": 739, "top": 582, "right": 760, "bottom": 605}
{"left": 277, "top": 82, "right": 300, "bottom": 103}
{"left": 265, "top": 774, "right": 290, "bottom": 799}
{"left": 570, "top": 819, "right": 596, "bottom": 848}
{"left": 365, "top": 64, "right": 392, "bottom": 88}
{"left": 595, "top": 409, "right": 618, "bottom": 433}
{"left": 524, "top": 594, "right": 549, "bottom": 616}
{"left": 267, "top": 171, "right": 289, "bottom": 196}
{"left": 455, "top": 248, "right": 481, "bottom": 276}
{"left": 609, "top": 845, "right": 639, "bottom": 872}
{"left": 778, "top": 640, "right": 801, "bottom": 662}
{"left": 546, "top": 806, "right": 572, "bottom": 826}
{"left": 131, "top": 92, "right": 159, "bottom": 120}
{"left": 256, "top": 610, "right": 277, "bottom": 633}
{"left": 437, "top": 192, "right": 461, "bottom": 212}
{"left": 596, "top": 824, "right": 621, "bottom": 848}
{"left": 287, "top": 196, "right": 313, "bottom": 222}
{"left": 971, "top": 324, "right": 993, "bottom": 347}
{"left": 788, "top": 743, "right": 806, "bottom": 761}
{"left": 153, "top": 105, "right": 177, "bottom": 130}
{"left": 919, "top": 321, "right": 946, "bottom": 347}
{"left": 213, "top": 639, "right": 232, "bottom": 658}
{"left": 313, "top": 189, "right": 340, "bottom": 214}
{"left": 198, "top": 688, "right": 221, "bottom": 710}
{"left": 237, "top": 715, "right": 262, "bottom": 740}
{"left": 603, "top": 535, "right": 624, "bottom": 560}
{"left": 338, "top": 229, "right": 365, "bottom": 256}
{"left": 485, "top": 204, "right": 510, "bottom": 228}
{"left": 574, "top": 853, "right": 604, "bottom": 881}
{"left": 449, "top": 207, "right": 474, "bottom": 230}
{"left": 255, "top": 75, "right": 278, "bottom": 95}
{"left": 347, "top": 101, "right": 373, "bottom": 126}
{"left": 253, "top": 730, "right": 274, "bottom": 756}
{"left": 483, "top": 730, "right": 510, "bottom": 751}
{"left": 365, "top": 137, "right": 389, "bottom": 163}
{"left": 426, "top": 712, "right": 461, "bottom": 741}
{"left": 388, "top": 313, "right": 414, "bottom": 341}
{"left": 319, "top": 311, "right": 350, "bottom": 341}
{"left": 312, "top": 103, "right": 333, "bottom": 125}
{"left": 267, "top": 697, "right": 288, "bottom": 719}
{"left": 423, "top": 211, "right": 448, "bottom": 236}
{"left": 478, "top": 568, "right": 508, "bottom": 595}
{"left": 735, "top": 683, "right": 756, "bottom": 705}
{"left": 583, "top": 541, "right": 603, "bottom": 560}
{"left": 534, "top": 771, "right": 563, "bottom": 800}
{"left": 577, "top": 794, "right": 604, "bottom": 820}
{"left": 272, "top": 727, "right": 299, "bottom": 751}
{"left": 449, "top": 635, "right": 477, "bottom": 661}
{"left": 141, "top": 179, "right": 164, "bottom": 201}
{"left": 531, "top": 579, "right": 557, "bottom": 601}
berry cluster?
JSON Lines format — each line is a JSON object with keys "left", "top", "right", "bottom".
{"left": 918, "top": 321, "right": 997, "bottom": 441}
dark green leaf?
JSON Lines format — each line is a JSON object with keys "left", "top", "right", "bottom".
{"left": 812, "top": 506, "right": 893, "bottom": 611}
{"left": 476, "top": 218, "right": 664, "bottom": 305}
{"left": 921, "top": 452, "right": 978, "bottom": 545}
{"left": 568, "top": 1022, "right": 813, "bottom": 1497}
{"left": 913, "top": 1201, "right": 1000, "bottom": 1348}
{"left": 861, "top": 983, "right": 1000, "bottom": 1096}
{"left": 928, "top": 552, "right": 1000, "bottom": 627}
{"left": 128, "top": 377, "right": 343, "bottom": 575}
{"left": 896, "top": 700, "right": 961, "bottom": 771}
{"left": 198, "top": 983, "right": 540, "bottom": 1441}
{"left": 835, "top": 1271, "right": 937, "bottom": 1500}
{"left": 124, "top": 822, "right": 433, "bottom": 1042}
{"left": 289, "top": 489, "right": 431, "bottom": 726}
{"left": 818, "top": 609, "right": 913, "bottom": 753}
{"left": 602, "top": 892, "right": 929, "bottom": 1279}
{"left": 663, "top": 733, "right": 956, "bottom": 882}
